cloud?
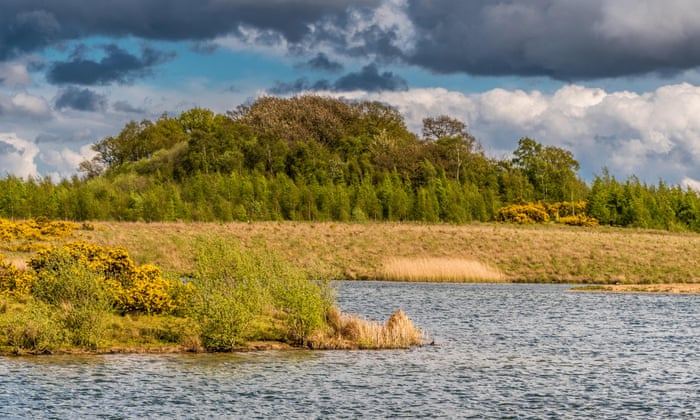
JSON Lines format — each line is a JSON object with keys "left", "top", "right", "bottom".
{"left": 0, "top": 92, "right": 52, "bottom": 118}
{"left": 402, "top": 0, "right": 700, "bottom": 80}
{"left": 54, "top": 87, "right": 107, "bottom": 112}
{"left": 40, "top": 144, "right": 97, "bottom": 180}
{"left": 682, "top": 177, "right": 700, "bottom": 192}
{"left": 0, "top": 63, "right": 31, "bottom": 87}
{"left": 271, "top": 64, "right": 407, "bottom": 94}
{"left": 334, "top": 82, "right": 700, "bottom": 185}
{"left": 334, "top": 64, "right": 407, "bottom": 91}
{"left": 0, "top": 1, "right": 378, "bottom": 60}
{"left": 113, "top": 100, "right": 145, "bottom": 114}
{"left": 298, "top": 53, "right": 343, "bottom": 72}
{"left": 47, "top": 44, "right": 175, "bottom": 85}
{"left": 0, "top": 133, "right": 40, "bottom": 178}
{"left": 5, "top": 0, "right": 700, "bottom": 82}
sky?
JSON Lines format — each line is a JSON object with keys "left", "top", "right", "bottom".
{"left": 4, "top": 0, "right": 700, "bottom": 188}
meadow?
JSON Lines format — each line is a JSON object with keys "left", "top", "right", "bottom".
{"left": 79, "top": 221, "right": 700, "bottom": 285}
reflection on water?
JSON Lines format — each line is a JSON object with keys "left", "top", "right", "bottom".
{"left": 2, "top": 282, "right": 699, "bottom": 418}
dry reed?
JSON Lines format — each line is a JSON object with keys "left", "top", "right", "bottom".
{"left": 379, "top": 257, "right": 504, "bottom": 282}
{"left": 316, "top": 308, "right": 424, "bottom": 349}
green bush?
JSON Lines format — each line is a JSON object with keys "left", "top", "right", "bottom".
{"left": 29, "top": 249, "right": 110, "bottom": 349}
{"left": 273, "top": 275, "right": 328, "bottom": 344}
{"left": 2, "top": 301, "right": 64, "bottom": 353}
{"left": 190, "top": 237, "right": 334, "bottom": 350}
{"left": 191, "top": 238, "right": 268, "bottom": 350}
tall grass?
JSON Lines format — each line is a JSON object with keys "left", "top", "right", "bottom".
{"left": 379, "top": 257, "right": 504, "bottom": 282}
{"left": 319, "top": 308, "right": 423, "bottom": 349}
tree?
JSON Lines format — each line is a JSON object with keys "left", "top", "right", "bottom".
{"left": 512, "top": 137, "right": 582, "bottom": 202}
{"left": 422, "top": 115, "right": 478, "bottom": 184}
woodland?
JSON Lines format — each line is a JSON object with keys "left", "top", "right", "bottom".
{"left": 1, "top": 95, "right": 699, "bottom": 231}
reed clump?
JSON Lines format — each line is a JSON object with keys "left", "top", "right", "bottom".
{"left": 313, "top": 307, "right": 424, "bottom": 350}
{"left": 379, "top": 257, "right": 504, "bottom": 282}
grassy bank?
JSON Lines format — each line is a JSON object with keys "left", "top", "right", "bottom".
{"left": 78, "top": 221, "right": 700, "bottom": 284}
{"left": 0, "top": 219, "right": 424, "bottom": 355}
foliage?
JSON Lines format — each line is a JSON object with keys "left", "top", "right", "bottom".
{"left": 1, "top": 300, "right": 64, "bottom": 353}
{"left": 0, "top": 254, "right": 34, "bottom": 297}
{"left": 190, "top": 238, "right": 333, "bottom": 349}
{"left": 558, "top": 215, "right": 599, "bottom": 227}
{"left": 3, "top": 95, "right": 700, "bottom": 232}
{"left": 27, "top": 242, "right": 184, "bottom": 315}
{"left": 497, "top": 202, "right": 550, "bottom": 224}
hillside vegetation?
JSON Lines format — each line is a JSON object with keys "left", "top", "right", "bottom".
{"left": 2, "top": 95, "right": 700, "bottom": 231}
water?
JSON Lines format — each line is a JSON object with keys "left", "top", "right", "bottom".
{"left": 1, "top": 282, "right": 699, "bottom": 418}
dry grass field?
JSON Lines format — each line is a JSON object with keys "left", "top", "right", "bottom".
{"left": 73, "top": 221, "right": 700, "bottom": 285}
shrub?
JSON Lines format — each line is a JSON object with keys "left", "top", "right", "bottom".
{"left": 29, "top": 249, "right": 110, "bottom": 349}
{"left": 273, "top": 274, "right": 328, "bottom": 344}
{"left": 0, "top": 255, "right": 35, "bottom": 297}
{"left": 558, "top": 214, "right": 599, "bottom": 227}
{"left": 2, "top": 301, "right": 64, "bottom": 353}
{"left": 497, "top": 203, "right": 549, "bottom": 224}
{"left": 545, "top": 201, "right": 588, "bottom": 218}
{"left": 30, "top": 242, "right": 182, "bottom": 315}
{"left": 191, "top": 238, "right": 334, "bottom": 350}
{"left": 109, "top": 265, "right": 178, "bottom": 315}
{"left": 0, "top": 218, "right": 80, "bottom": 247}
{"left": 191, "top": 239, "right": 268, "bottom": 350}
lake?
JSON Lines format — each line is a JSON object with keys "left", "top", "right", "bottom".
{"left": 1, "top": 282, "right": 699, "bottom": 418}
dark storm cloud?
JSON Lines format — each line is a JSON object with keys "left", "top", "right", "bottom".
{"left": 4, "top": 0, "right": 700, "bottom": 82}
{"left": 298, "top": 53, "right": 344, "bottom": 73}
{"left": 402, "top": 0, "right": 700, "bottom": 80}
{"left": 271, "top": 64, "right": 407, "bottom": 94}
{"left": 47, "top": 44, "right": 174, "bottom": 85}
{"left": 334, "top": 64, "right": 407, "bottom": 91}
{"left": 55, "top": 87, "right": 107, "bottom": 112}
{"left": 0, "top": 0, "right": 377, "bottom": 59}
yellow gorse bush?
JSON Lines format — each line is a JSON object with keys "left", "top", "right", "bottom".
{"left": 0, "top": 254, "right": 35, "bottom": 298}
{"left": 558, "top": 214, "right": 599, "bottom": 227}
{"left": 497, "top": 203, "right": 550, "bottom": 224}
{"left": 544, "top": 201, "right": 588, "bottom": 218}
{"left": 497, "top": 201, "right": 597, "bottom": 226}
{"left": 0, "top": 217, "right": 80, "bottom": 243}
{"left": 22, "top": 241, "right": 187, "bottom": 315}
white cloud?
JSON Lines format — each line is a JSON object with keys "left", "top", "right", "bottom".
{"left": 0, "top": 133, "right": 40, "bottom": 178}
{"left": 343, "top": 0, "right": 416, "bottom": 53}
{"left": 0, "top": 63, "right": 31, "bottom": 88}
{"left": 40, "top": 144, "right": 97, "bottom": 181}
{"left": 0, "top": 92, "right": 52, "bottom": 119}
{"left": 331, "top": 82, "right": 700, "bottom": 185}
{"left": 682, "top": 177, "right": 700, "bottom": 192}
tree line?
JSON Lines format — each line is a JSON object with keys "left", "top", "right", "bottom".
{"left": 2, "top": 95, "right": 700, "bottom": 231}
